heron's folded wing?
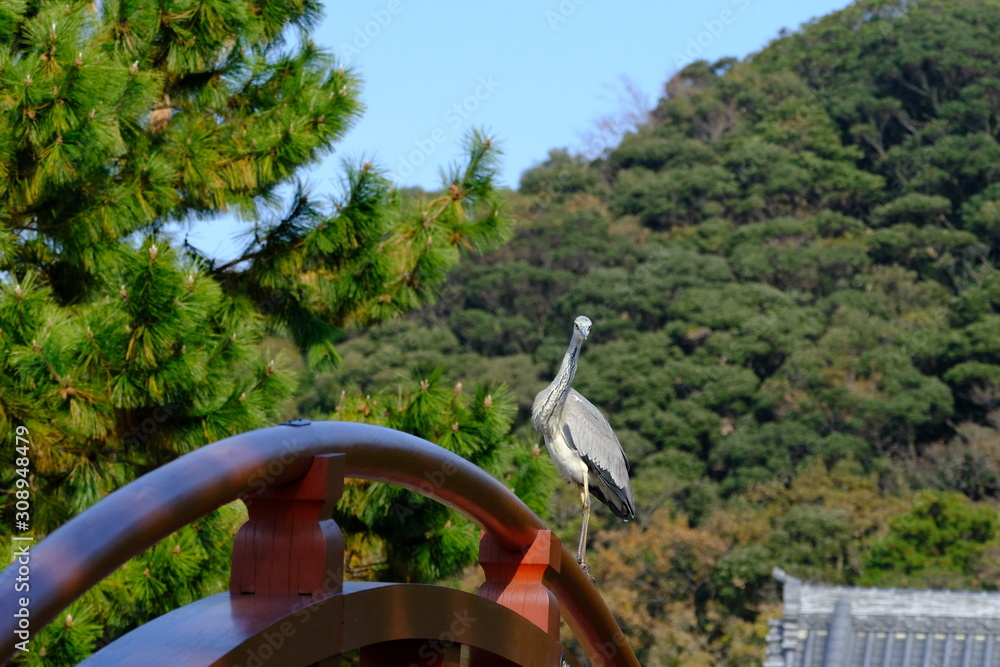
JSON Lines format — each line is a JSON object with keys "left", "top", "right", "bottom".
{"left": 563, "top": 389, "right": 631, "bottom": 488}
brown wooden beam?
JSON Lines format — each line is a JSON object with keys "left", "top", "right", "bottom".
{"left": 79, "top": 582, "right": 563, "bottom": 666}
{"left": 0, "top": 421, "right": 638, "bottom": 666}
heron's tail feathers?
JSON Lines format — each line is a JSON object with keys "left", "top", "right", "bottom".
{"left": 590, "top": 477, "right": 636, "bottom": 522}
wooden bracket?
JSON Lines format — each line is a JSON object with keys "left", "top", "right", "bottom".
{"left": 476, "top": 530, "right": 561, "bottom": 639}
{"left": 231, "top": 454, "right": 344, "bottom": 596}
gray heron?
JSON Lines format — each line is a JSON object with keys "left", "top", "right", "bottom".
{"left": 532, "top": 315, "right": 635, "bottom": 570}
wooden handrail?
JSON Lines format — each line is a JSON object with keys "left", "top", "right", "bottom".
{"left": 0, "top": 421, "right": 638, "bottom": 665}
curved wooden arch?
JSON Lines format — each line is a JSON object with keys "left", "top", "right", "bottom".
{"left": 75, "top": 583, "right": 567, "bottom": 666}
{"left": 0, "top": 421, "right": 638, "bottom": 665}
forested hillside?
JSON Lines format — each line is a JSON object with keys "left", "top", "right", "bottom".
{"left": 305, "top": 0, "right": 1000, "bottom": 663}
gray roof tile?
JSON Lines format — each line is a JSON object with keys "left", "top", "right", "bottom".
{"left": 769, "top": 568, "right": 1000, "bottom": 667}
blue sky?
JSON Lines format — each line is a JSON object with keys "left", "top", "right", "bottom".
{"left": 184, "top": 0, "right": 855, "bottom": 260}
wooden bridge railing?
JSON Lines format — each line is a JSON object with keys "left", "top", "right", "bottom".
{"left": 0, "top": 420, "right": 638, "bottom": 666}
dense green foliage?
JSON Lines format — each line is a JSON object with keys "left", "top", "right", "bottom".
{"left": 0, "top": 1, "right": 515, "bottom": 663}
{"left": 9, "top": 0, "right": 1000, "bottom": 664}
{"left": 332, "top": 369, "right": 552, "bottom": 583}
{"left": 861, "top": 490, "right": 1000, "bottom": 588}
{"left": 312, "top": 0, "right": 1000, "bottom": 663}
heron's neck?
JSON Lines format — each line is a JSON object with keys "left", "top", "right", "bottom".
{"left": 547, "top": 330, "right": 585, "bottom": 410}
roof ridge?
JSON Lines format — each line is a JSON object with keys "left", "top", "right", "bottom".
{"left": 796, "top": 581, "right": 1000, "bottom": 596}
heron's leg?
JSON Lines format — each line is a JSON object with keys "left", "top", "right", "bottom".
{"left": 577, "top": 477, "right": 592, "bottom": 569}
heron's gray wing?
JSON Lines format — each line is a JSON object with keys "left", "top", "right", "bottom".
{"left": 562, "top": 389, "right": 635, "bottom": 518}
{"left": 563, "top": 389, "right": 629, "bottom": 470}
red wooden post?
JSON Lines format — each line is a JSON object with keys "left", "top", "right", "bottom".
{"left": 472, "top": 530, "right": 562, "bottom": 666}
{"left": 231, "top": 454, "right": 345, "bottom": 596}
{"left": 476, "top": 529, "right": 561, "bottom": 637}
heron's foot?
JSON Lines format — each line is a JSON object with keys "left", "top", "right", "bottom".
{"left": 577, "top": 559, "right": 595, "bottom": 582}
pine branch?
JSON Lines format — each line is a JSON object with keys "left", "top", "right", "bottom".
{"left": 212, "top": 188, "right": 313, "bottom": 274}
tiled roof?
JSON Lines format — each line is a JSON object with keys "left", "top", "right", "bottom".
{"left": 766, "top": 567, "right": 1000, "bottom": 667}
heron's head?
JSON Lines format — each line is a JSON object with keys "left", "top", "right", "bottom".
{"left": 574, "top": 315, "right": 592, "bottom": 339}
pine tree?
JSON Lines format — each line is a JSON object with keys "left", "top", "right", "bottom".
{"left": 332, "top": 368, "right": 554, "bottom": 584}
{"left": 0, "top": 1, "right": 511, "bottom": 662}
